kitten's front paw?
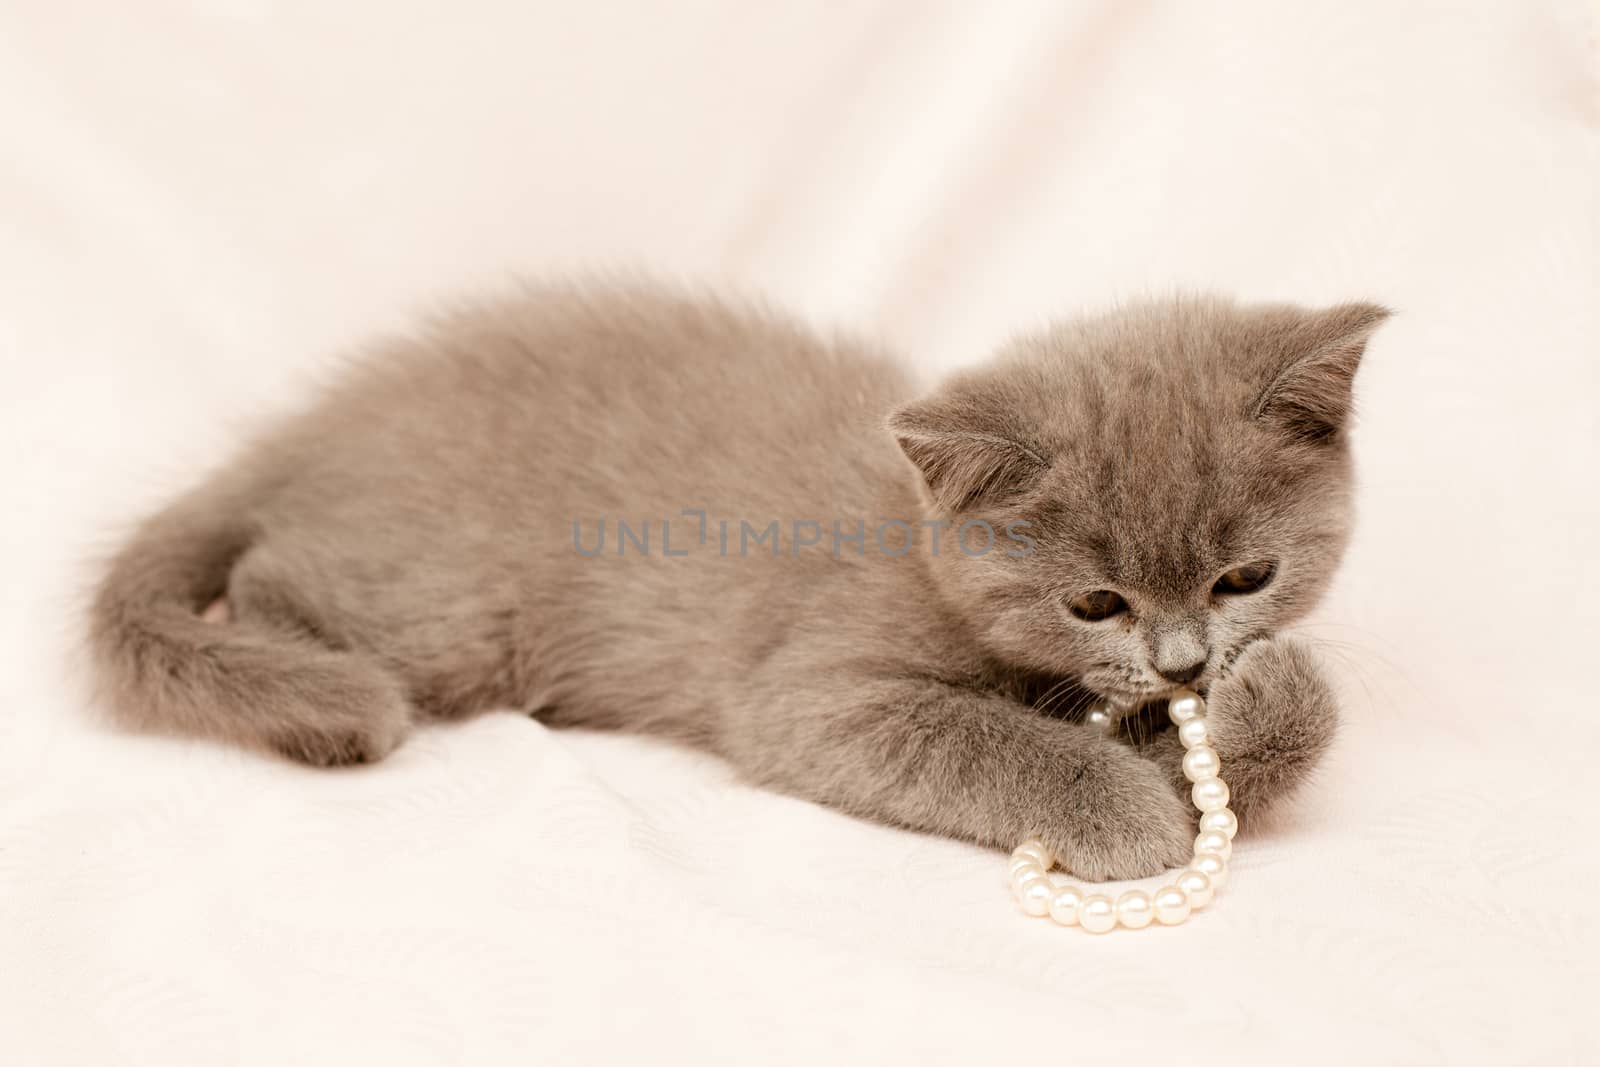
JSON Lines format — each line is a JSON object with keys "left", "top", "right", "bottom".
{"left": 1046, "top": 738, "right": 1193, "bottom": 881}
{"left": 1198, "top": 636, "right": 1339, "bottom": 822}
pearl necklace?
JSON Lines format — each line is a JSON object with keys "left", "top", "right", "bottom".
{"left": 1008, "top": 688, "right": 1236, "bottom": 932}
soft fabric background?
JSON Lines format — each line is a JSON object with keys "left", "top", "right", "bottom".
{"left": 2, "top": 1, "right": 1596, "bottom": 1063}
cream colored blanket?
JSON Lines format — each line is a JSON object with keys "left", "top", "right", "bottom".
{"left": 2, "top": 2, "right": 1595, "bottom": 1062}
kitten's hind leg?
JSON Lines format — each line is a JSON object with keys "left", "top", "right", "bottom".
{"left": 229, "top": 546, "right": 347, "bottom": 647}
{"left": 221, "top": 545, "right": 415, "bottom": 766}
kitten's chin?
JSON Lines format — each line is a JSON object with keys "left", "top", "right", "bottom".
{"left": 1092, "top": 682, "right": 1211, "bottom": 716}
{"left": 1091, "top": 688, "right": 1154, "bottom": 714}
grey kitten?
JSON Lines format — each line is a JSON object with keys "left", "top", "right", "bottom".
{"left": 87, "top": 281, "right": 1387, "bottom": 879}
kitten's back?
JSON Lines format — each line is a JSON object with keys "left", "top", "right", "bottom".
{"left": 87, "top": 280, "right": 920, "bottom": 759}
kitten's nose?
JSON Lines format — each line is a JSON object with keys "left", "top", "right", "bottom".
{"left": 1158, "top": 660, "right": 1206, "bottom": 685}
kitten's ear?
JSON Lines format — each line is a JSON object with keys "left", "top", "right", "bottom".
{"left": 1252, "top": 302, "right": 1391, "bottom": 443}
{"left": 887, "top": 390, "right": 1049, "bottom": 512}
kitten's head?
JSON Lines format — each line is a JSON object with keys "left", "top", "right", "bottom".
{"left": 890, "top": 297, "right": 1388, "bottom": 708}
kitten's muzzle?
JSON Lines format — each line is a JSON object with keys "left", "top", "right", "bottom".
{"left": 1157, "top": 659, "right": 1206, "bottom": 686}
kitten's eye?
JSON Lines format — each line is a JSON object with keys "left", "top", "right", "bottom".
{"left": 1068, "top": 590, "right": 1128, "bottom": 621}
{"left": 1213, "top": 561, "right": 1276, "bottom": 596}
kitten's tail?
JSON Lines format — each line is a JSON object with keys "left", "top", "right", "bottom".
{"left": 86, "top": 473, "right": 411, "bottom": 764}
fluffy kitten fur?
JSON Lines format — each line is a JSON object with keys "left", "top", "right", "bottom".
{"left": 88, "top": 281, "right": 1386, "bottom": 878}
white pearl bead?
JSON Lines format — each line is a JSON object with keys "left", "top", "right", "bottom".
{"left": 1198, "top": 808, "right": 1238, "bottom": 840}
{"left": 1154, "top": 884, "right": 1191, "bottom": 925}
{"left": 1191, "top": 776, "right": 1230, "bottom": 812}
{"left": 1085, "top": 707, "right": 1112, "bottom": 730}
{"left": 1115, "top": 890, "right": 1154, "bottom": 929}
{"left": 1178, "top": 716, "right": 1209, "bottom": 749}
{"left": 1177, "top": 868, "right": 1214, "bottom": 908}
{"left": 1019, "top": 877, "right": 1055, "bottom": 916}
{"left": 1008, "top": 853, "right": 1042, "bottom": 873}
{"left": 1194, "top": 830, "right": 1233, "bottom": 861}
{"left": 1048, "top": 884, "right": 1084, "bottom": 926}
{"left": 1182, "top": 745, "right": 1221, "bottom": 782}
{"left": 1167, "top": 689, "right": 1204, "bottom": 725}
{"left": 1004, "top": 870, "right": 1043, "bottom": 895}
{"left": 1014, "top": 840, "right": 1053, "bottom": 868}
{"left": 1192, "top": 852, "right": 1229, "bottom": 890}
{"left": 1012, "top": 875, "right": 1048, "bottom": 901}
{"left": 1079, "top": 894, "right": 1116, "bottom": 934}
{"left": 1012, "top": 866, "right": 1048, "bottom": 891}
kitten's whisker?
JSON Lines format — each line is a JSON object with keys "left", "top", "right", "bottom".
{"left": 1032, "top": 676, "right": 1077, "bottom": 718}
{"left": 1279, "top": 624, "right": 1420, "bottom": 715}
